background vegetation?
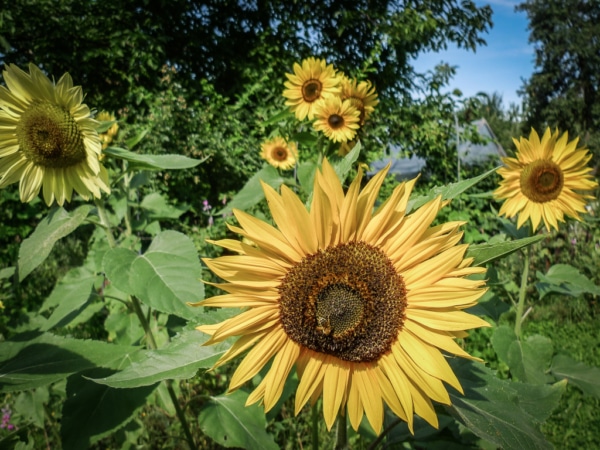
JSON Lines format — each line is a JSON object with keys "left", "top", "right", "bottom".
{"left": 1, "top": 0, "right": 598, "bottom": 449}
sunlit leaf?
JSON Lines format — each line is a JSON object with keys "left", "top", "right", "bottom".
{"left": 103, "top": 146, "right": 203, "bottom": 170}
{"left": 467, "top": 235, "right": 544, "bottom": 266}
{"left": 535, "top": 264, "right": 600, "bottom": 299}
{"left": 506, "top": 334, "right": 555, "bottom": 384}
{"left": 139, "top": 192, "right": 188, "bottom": 219}
{"left": 219, "top": 164, "right": 286, "bottom": 215}
{"left": 18, "top": 205, "right": 93, "bottom": 281}
{"left": 103, "top": 231, "right": 204, "bottom": 319}
{"left": 0, "top": 333, "right": 138, "bottom": 392}
{"left": 90, "top": 330, "right": 229, "bottom": 388}
{"left": 407, "top": 167, "right": 497, "bottom": 212}
{"left": 198, "top": 390, "right": 278, "bottom": 450}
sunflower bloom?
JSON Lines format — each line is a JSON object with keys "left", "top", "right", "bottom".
{"left": 282, "top": 57, "right": 340, "bottom": 121}
{"left": 340, "top": 76, "right": 379, "bottom": 125}
{"left": 261, "top": 136, "right": 298, "bottom": 170}
{"left": 313, "top": 97, "right": 360, "bottom": 143}
{"left": 193, "top": 159, "right": 489, "bottom": 434}
{"left": 0, "top": 64, "right": 110, "bottom": 206}
{"left": 494, "top": 127, "right": 598, "bottom": 232}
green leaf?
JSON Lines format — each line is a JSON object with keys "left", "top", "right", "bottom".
{"left": 103, "top": 231, "right": 204, "bottom": 319}
{"left": 290, "top": 131, "right": 318, "bottom": 146}
{"left": 198, "top": 390, "right": 278, "bottom": 450}
{"left": 18, "top": 205, "right": 93, "bottom": 281}
{"left": 551, "top": 354, "right": 600, "bottom": 398}
{"left": 90, "top": 330, "right": 229, "bottom": 388}
{"left": 490, "top": 325, "right": 517, "bottom": 364}
{"left": 14, "top": 387, "right": 50, "bottom": 428}
{"left": 103, "top": 146, "right": 203, "bottom": 170}
{"left": 297, "top": 160, "right": 318, "bottom": 193}
{"left": 263, "top": 109, "right": 293, "bottom": 126}
{"left": 506, "top": 334, "right": 554, "bottom": 384}
{"left": 0, "top": 333, "right": 138, "bottom": 392}
{"left": 219, "top": 164, "right": 286, "bottom": 215}
{"left": 446, "top": 360, "right": 557, "bottom": 450}
{"left": 139, "top": 192, "right": 188, "bottom": 219}
{"left": 61, "top": 368, "right": 157, "bottom": 450}
{"left": 123, "top": 129, "right": 149, "bottom": 149}
{"left": 39, "top": 266, "right": 97, "bottom": 331}
{"left": 331, "top": 140, "right": 361, "bottom": 182}
{"left": 466, "top": 235, "right": 544, "bottom": 266}
{"left": 535, "top": 264, "right": 600, "bottom": 299}
{"left": 407, "top": 167, "right": 497, "bottom": 212}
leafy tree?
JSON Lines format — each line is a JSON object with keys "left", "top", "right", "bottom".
{"left": 517, "top": 0, "right": 600, "bottom": 158}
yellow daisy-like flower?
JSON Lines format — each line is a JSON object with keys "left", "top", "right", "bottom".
{"left": 96, "top": 111, "right": 119, "bottom": 150}
{"left": 282, "top": 57, "right": 340, "bottom": 121}
{"left": 340, "top": 76, "right": 379, "bottom": 125}
{"left": 193, "top": 159, "right": 489, "bottom": 434}
{"left": 494, "top": 127, "right": 598, "bottom": 232}
{"left": 261, "top": 136, "right": 298, "bottom": 170}
{"left": 0, "top": 64, "right": 110, "bottom": 206}
{"left": 313, "top": 97, "right": 360, "bottom": 143}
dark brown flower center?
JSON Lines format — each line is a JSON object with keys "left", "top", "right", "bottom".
{"left": 278, "top": 241, "right": 407, "bottom": 362}
{"left": 520, "top": 159, "right": 564, "bottom": 203}
{"left": 302, "top": 80, "right": 322, "bottom": 102}
{"left": 328, "top": 114, "right": 344, "bottom": 129}
{"left": 272, "top": 146, "right": 288, "bottom": 161}
{"left": 16, "top": 101, "right": 87, "bottom": 168}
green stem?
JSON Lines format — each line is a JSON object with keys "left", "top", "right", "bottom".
{"left": 130, "top": 295, "right": 197, "bottom": 449}
{"left": 94, "top": 198, "right": 116, "bottom": 248}
{"left": 311, "top": 401, "right": 319, "bottom": 450}
{"left": 514, "top": 246, "right": 530, "bottom": 339}
{"left": 166, "top": 379, "right": 197, "bottom": 450}
{"left": 334, "top": 412, "right": 347, "bottom": 450}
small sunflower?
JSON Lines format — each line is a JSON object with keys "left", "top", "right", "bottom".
{"left": 313, "top": 96, "right": 360, "bottom": 143}
{"left": 0, "top": 64, "right": 110, "bottom": 206}
{"left": 282, "top": 57, "right": 340, "bottom": 121}
{"left": 193, "top": 159, "right": 489, "bottom": 434}
{"left": 96, "top": 111, "right": 119, "bottom": 150}
{"left": 494, "top": 127, "right": 598, "bottom": 232}
{"left": 340, "top": 76, "right": 379, "bottom": 125}
{"left": 261, "top": 136, "right": 298, "bottom": 170}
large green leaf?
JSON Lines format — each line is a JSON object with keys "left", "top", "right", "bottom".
{"left": 407, "top": 167, "right": 497, "bottom": 212}
{"left": 506, "top": 334, "right": 555, "bottom": 384}
{"left": 466, "top": 235, "right": 544, "bottom": 266}
{"left": 535, "top": 264, "right": 600, "bottom": 299}
{"left": 90, "top": 330, "right": 229, "bottom": 388}
{"left": 102, "top": 231, "right": 204, "bottom": 319}
{"left": 103, "top": 146, "right": 203, "bottom": 170}
{"left": 491, "top": 326, "right": 554, "bottom": 384}
{"left": 139, "top": 192, "right": 188, "bottom": 219}
{"left": 551, "top": 354, "right": 600, "bottom": 398}
{"left": 38, "top": 266, "right": 98, "bottom": 331}
{"left": 18, "top": 205, "right": 93, "bottom": 281}
{"left": 0, "top": 333, "right": 138, "bottom": 392}
{"left": 446, "top": 360, "right": 561, "bottom": 450}
{"left": 219, "top": 164, "right": 286, "bottom": 215}
{"left": 198, "top": 390, "right": 278, "bottom": 450}
{"left": 61, "top": 368, "right": 157, "bottom": 450}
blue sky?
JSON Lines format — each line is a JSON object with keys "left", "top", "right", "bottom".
{"left": 413, "top": 0, "right": 534, "bottom": 108}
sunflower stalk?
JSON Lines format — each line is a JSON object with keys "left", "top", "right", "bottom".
{"left": 514, "top": 245, "right": 531, "bottom": 339}
{"left": 94, "top": 198, "right": 116, "bottom": 248}
{"left": 130, "top": 294, "right": 197, "bottom": 449}
{"left": 334, "top": 412, "right": 348, "bottom": 450}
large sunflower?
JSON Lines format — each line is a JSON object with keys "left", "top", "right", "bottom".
{"left": 261, "top": 136, "right": 298, "bottom": 170}
{"left": 494, "top": 127, "right": 597, "bottom": 232}
{"left": 340, "top": 76, "right": 379, "bottom": 125}
{"left": 282, "top": 57, "right": 340, "bottom": 121}
{"left": 0, "top": 64, "right": 110, "bottom": 206}
{"left": 193, "top": 160, "right": 489, "bottom": 434}
{"left": 312, "top": 96, "right": 360, "bottom": 143}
